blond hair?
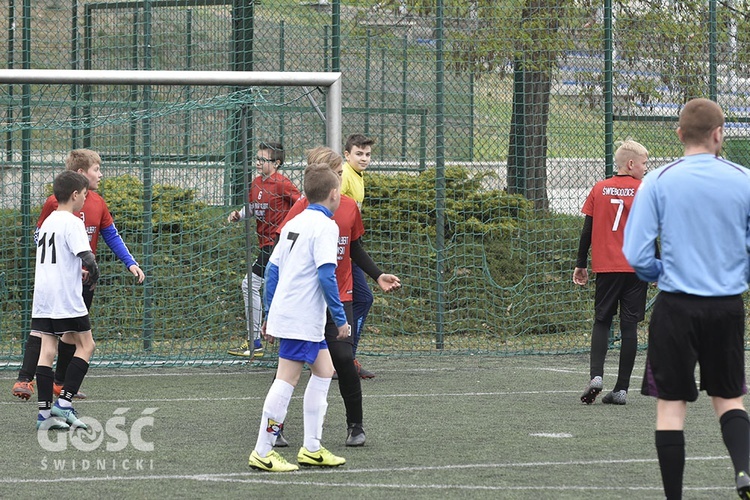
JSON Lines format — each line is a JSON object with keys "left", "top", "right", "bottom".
{"left": 614, "top": 140, "right": 648, "bottom": 170}
{"left": 306, "top": 146, "right": 343, "bottom": 171}
{"left": 65, "top": 149, "right": 101, "bottom": 172}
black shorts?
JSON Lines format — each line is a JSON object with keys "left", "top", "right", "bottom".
{"left": 594, "top": 273, "right": 647, "bottom": 323}
{"left": 252, "top": 246, "right": 274, "bottom": 277}
{"left": 641, "top": 292, "right": 746, "bottom": 401}
{"left": 325, "top": 302, "right": 354, "bottom": 345}
{"left": 31, "top": 315, "right": 91, "bottom": 336}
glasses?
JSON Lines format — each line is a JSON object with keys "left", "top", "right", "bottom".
{"left": 256, "top": 157, "right": 274, "bottom": 163}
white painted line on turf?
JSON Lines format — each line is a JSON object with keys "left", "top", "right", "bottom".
{"left": 0, "top": 456, "right": 735, "bottom": 494}
{"left": 0, "top": 389, "right": 585, "bottom": 405}
{"left": 529, "top": 432, "right": 573, "bottom": 438}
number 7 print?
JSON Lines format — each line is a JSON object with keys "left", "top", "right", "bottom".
{"left": 610, "top": 199, "right": 624, "bottom": 231}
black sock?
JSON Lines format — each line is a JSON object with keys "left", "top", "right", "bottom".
{"left": 328, "top": 340, "right": 363, "bottom": 424}
{"left": 655, "top": 430, "right": 685, "bottom": 500}
{"left": 589, "top": 318, "right": 611, "bottom": 379}
{"left": 36, "top": 365, "right": 54, "bottom": 408}
{"left": 614, "top": 321, "right": 638, "bottom": 392}
{"left": 54, "top": 341, "right": 76, "bottom": 385}
{"left": 19, "top": 335, "right": 42, "bottom": 382}
{"left": 60, "top": 357, "right": 89, "bottom": 402}
{"left": 721, "top": 409, "right": 750, "bottom": 475}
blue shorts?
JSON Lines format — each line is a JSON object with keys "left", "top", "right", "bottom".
{"left": 278, "top": 338, "right": 329, "bottom": 364}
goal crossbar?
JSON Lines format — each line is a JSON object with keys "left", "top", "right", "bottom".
{"left": 0, "top": 69, "right": 343, "bottom": 150}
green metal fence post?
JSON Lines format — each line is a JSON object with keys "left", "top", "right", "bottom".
{"left": 364, "top": 29, "right": 371, "bottom": 135}
{"left": 419, "top": 108, "right": 427, "bottom": 172}
{"left": 379, "top": 46, "right": 385, "bottom": 145}
{"left": 331, "top": 0, "right": 340, "bottom": 73}
{"left": 183, "top": 9, "right": 192, "bottom": 158}
{"left": 435, "top": 0, "right": 445, "bottom": 350}
{"left": 83, "top": 4, "right": 92, "bottom": 148}
{"left": 20, "top": 0, "right": 31, "bottom": 339}
{"left": 323, "top": 24, "right": 329, "bottom": 72}
{"left": 70, "top": 0, "right": 78, "bottom": 150}
{"left": 709, "top": 0, "right": 717, "bottom": 102}
{"left": 6, "top": 0, "right": 15, "bottom": 160}
{"left": 401, "top": 34, "right": 408, "bottom": 161}
{"left": 128, "top": 10, "right": 139, "bottom": 161}
{"left": 141, "top": 0, "right": 154, "bottom": 351}
{"left": 469, "top": 71, "right": 474, "bottom": 161}
{"left": 604, "top": 0, "right": 613, "bottom": 177}
{"left": 278, "top": 19, "right": 285, "bottom": 141}
{"left": 230, "top": 0, "right": 253, "bottom": 205}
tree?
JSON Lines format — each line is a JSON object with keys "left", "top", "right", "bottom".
{"left": 506, "top": 0, "right": 569, "bottom": 211}
{"left": 404, "top": 0, "right": 581, "bottom": 212}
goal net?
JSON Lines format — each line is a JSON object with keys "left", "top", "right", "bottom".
{"left": 0, "top": 69, "right": 341, "bottom": 368}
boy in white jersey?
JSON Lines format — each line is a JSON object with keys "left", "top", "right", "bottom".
{"left": 248, "top": 163, "right": 350, "bottom": 472}
{"left": 32, "top": 171, "right": 99, "bottom": 430}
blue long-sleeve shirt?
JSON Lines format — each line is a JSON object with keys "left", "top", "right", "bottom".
{"left": 623, "top": 153, "right": 750, "bottom": 296}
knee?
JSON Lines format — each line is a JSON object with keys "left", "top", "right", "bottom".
{"left": 82, "top": 338, "right": 96, "bottom": 358}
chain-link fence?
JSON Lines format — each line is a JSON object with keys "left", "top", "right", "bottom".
{"left": 1, "top": 0, "right": 748, "bottom": 367}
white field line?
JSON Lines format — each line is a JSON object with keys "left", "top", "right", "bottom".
{"left": 0, "top": 456, "right": 733, "bottom": 493}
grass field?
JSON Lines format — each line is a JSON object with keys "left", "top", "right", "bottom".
{"left": 0, "top": 352, "right": 744, "bottom": 499}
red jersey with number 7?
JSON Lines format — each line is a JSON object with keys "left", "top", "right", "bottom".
{"left": 581, "top": 174, "right": 641, "bottom": 273}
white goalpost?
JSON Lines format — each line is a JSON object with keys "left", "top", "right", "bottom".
{"left": 0, "top": 69, "right": 343, "bottom": 152}
{"left": 0, "top": 69, "right": 343, "bottom": 367}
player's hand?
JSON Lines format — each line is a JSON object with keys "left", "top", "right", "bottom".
{"left": 573, "top": 267, "right": 588, "bottom": 286}
{"left": 129, "top": 264, "right": 145, "bottom": 284}
{"left": 227, "top": 210, "right": 241, "bottom": 223}
{"left": 336, "top": 323, "right": 351, "bottom": 340}
{"left": 83, "top": 263, "right": 100, "bottom": 291}
{"left": 377, "top": 274, "right": 401, "bottom": 292}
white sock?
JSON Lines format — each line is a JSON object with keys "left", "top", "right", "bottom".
{"left": 254, "top": 379, "right": 294, "bottom": 457}
{"left": 303, "top": 374, "right": 331, "bottom": 452}
{"left": 56, "top": 398, "right": 72, "bottom": 408}
{"left": 39, "top": 410, "right": 51, "bottom": 419}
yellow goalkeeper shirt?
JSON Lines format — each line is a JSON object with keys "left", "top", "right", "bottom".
{"left": 341, "top": 161, "right": 365, "bottom": 209}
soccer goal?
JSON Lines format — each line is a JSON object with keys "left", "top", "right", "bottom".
{"left": 0, "top": 69, "right": 341, "bottom": 368}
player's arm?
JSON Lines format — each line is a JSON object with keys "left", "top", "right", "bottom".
{"left": 318, "top": 263, "right": 349, "bottom": 339}
{"left": 623, "top": 185, "right": 662, "bottom": 282}
{"left": 261, "top": 261, "right": 280, "bottom": 342}
{"left": 350, "top": 238, "right": 401, "bottom": 292}
{"left": 78, "top": 250, "right": 100, "bottom": 289}
{"left": 228, "top": 205, "right": 253, "bottom": 222}
{"left": 573, "top": 215, "right": 592, "bottom": 285}
{"left": 100, "top": 224, "right": 145, "bottom": 283}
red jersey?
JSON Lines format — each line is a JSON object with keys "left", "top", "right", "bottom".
{"left": 250, "top": 172, "right": 301, "bottom": 248}
{"left": 37, "top": 190, "right": 113, "bottom": 254}
{"left": 279, "top": 195, "right": 364, "bottom": 302}
{"left": 581, "top": 174, "right": 641, "bottom": 273}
